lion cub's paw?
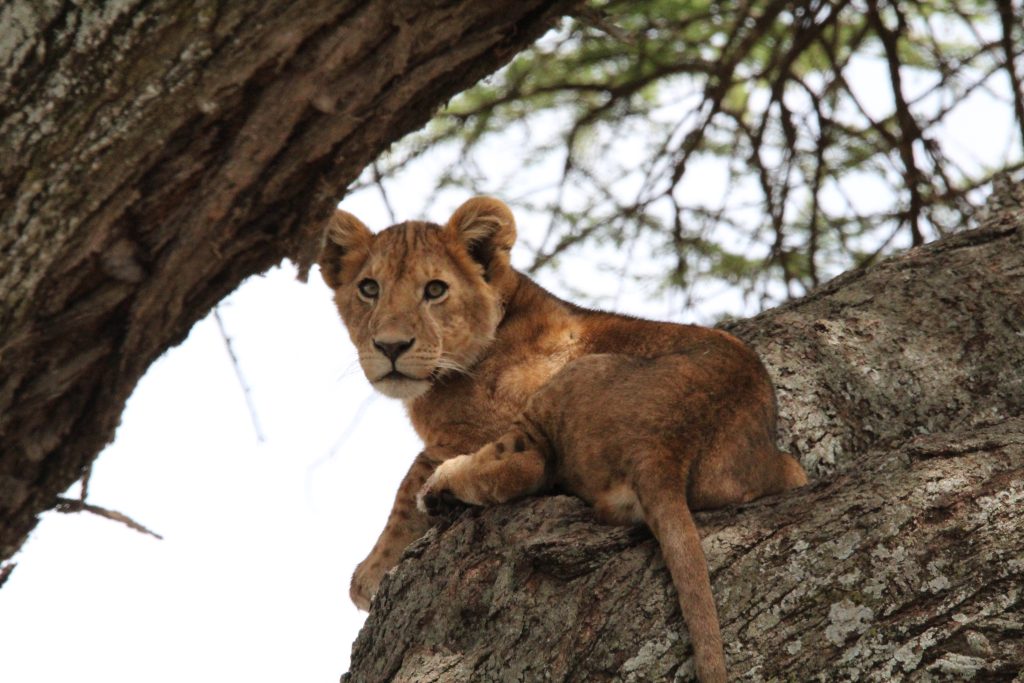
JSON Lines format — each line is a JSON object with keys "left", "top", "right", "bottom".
{"left": 417, "top": 455, "right": 472, "bottom": 515}
{"left": 417, "top": 487, "right": 464, "bottom": 517}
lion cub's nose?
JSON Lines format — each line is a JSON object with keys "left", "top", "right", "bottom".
{"left": 373, "top": 338, "right": 415, "bottom": 362}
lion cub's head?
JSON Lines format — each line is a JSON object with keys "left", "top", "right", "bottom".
{"left": 319, "top": 197, "right": 517, "bottom": 400}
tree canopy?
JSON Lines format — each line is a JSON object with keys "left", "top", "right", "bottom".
{"left": 364, "top": 0, "right": 1024, "bottom": 312}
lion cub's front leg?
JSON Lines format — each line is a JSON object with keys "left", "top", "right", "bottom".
{"left": 350, "top": 452, "right": 438, "bottom": 610}
{"left": 417, "top": 429, "right": 552, "bottom": 515}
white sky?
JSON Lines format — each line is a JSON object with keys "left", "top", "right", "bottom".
{"left": 0, "top": 22, "right": 1019, "bottom": 682}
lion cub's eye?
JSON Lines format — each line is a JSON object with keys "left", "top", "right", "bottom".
{"left": 357, "top": 279, "right": 380, "bottom": 299}
{"left": 424, "top": 280, "right": 448, "bottom": 301}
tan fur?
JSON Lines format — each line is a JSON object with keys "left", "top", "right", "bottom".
{"left": 319, "top": 197, "right": 808, "bottom": 682}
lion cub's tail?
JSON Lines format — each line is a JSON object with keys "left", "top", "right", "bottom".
{"left": 639, "top": 481, "right": 727, "bottom": 683}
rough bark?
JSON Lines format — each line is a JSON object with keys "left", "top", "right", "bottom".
{"left": 0, "top": 0, "right": 579, "bottom": 564}
{"left": 345, "top": 181, "right": 1024, "bottom": 681}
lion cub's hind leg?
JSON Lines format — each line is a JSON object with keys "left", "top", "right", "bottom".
{"left": 417, "top": 428, "right": 552, "bottom": 515}
{"left": 687, "top": 426, "right": 809, "bottom": 512}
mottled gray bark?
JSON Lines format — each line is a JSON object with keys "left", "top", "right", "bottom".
{"left": 0, "top": 0, "right": 578, "bottom": 565}
{"left": 345, "top": 180, "right": 1024, "bottom": 681}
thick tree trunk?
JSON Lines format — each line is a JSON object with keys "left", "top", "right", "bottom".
{"left": 345, "top": 181, "right": 1024, "bottom": 681}
{"left": 0, "top": 0, "right": 579, "bottom": 564}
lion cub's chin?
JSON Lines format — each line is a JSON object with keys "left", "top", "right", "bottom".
{"left": 373, "top": 376, "right": 432, "bottom": 400}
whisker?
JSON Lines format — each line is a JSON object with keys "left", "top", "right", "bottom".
{"left": 336, "top": 359, "right": 366, "bottom": 382}
{"left": 434, "top": 354, "right": 475, "bottom": 378}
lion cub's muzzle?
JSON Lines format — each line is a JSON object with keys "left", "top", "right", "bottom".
{"left": 364, "top": 335, "right": 435, "bottom": 399}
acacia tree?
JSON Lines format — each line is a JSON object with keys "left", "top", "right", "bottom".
{"left": 0, "top": 0, "right": 579, "bottom": 574}
{"left": 369, "top": 0, "right": 1024, "bottom": 312}
{"left": 2, "top": 1, "right": 1022, "bottom": 680}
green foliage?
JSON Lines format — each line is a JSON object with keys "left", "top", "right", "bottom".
{"left": 363, "top": 0, "right": 1024, "bottom": 314}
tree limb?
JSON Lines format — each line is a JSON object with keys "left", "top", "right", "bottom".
{"left": 0, "top": 0, "right": 581, "bottom": 564}
{"left": 345, "top": 178, "right": 1024, "bottom": 681}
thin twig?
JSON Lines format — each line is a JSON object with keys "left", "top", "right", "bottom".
{"left": 53, "top": 497, "right": 163, "bottom": 540}
{"left": 326, "top": 391, "right": 379, "bottom": 460}
{"left": 79, "top": 462, "right": 92, "bottom": 503}
{"left": 213, "top": 307, "right": 266, "bottom": 443}
{"left": 572, "top": 6, "right": 633, "bottom": 44}
{"left": 0, "top": 562, "right": 15, "bottom": 589}
{"left": 304, "top": 391, "right": 379, "bottom": 505}
{"left": 997, "top": 0, "right": 1024, "bottom": 147}
{"left": 867, "top": 0, "right": 927, "bottom": 246}
{"left": 372, "top": 161, "right": 398, "bottom": 224}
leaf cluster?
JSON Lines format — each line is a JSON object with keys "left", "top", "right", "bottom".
{"left": 360, "top": 0, "right": 1024, "bottom": 312}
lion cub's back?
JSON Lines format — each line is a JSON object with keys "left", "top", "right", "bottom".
{"left": 522, "top": 354, "right": 698, "bottom": 491}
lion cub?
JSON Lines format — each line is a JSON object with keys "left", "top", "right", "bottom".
{"left": 320, "top": 197, "right": 807, "bottom": 682}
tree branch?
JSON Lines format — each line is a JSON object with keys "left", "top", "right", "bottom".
{"left": 52, "top": 498, "right": 163, "bottom": 541}
{"left": 345, "top": 179, "right": 1024, "bottom": 682}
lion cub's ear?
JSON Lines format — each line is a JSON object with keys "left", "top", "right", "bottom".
{"left": 319, "top": 210, "right": 373, "bottom": 289}
{"left": 446, "top": 196, "right": 517, "bottom": 276}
